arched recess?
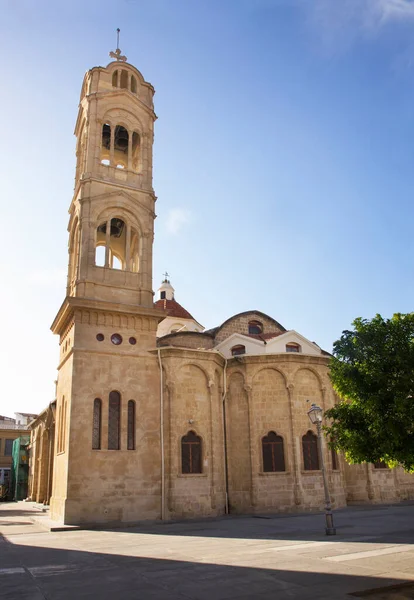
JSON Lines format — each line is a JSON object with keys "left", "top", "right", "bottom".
{"left": 68, "top": 216, "right": 80, "bottom": 289}
{"left": 226, "top": 372, "right": 251, "bottom": 512}
{"left": 252, "top": 367, "right": 289, "bottom": 445}
{"left": 293, "top": 367, "right": 324, "bottom": 432}
{"left": 175, "top": 364, "right": 210, "bottom": 457}
{"left": 75, "top": 119, "right": 87, "bottom": 180}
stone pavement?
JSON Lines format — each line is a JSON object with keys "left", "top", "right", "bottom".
{"left": 1, "top": 502, "right": 414, "bottom": 599}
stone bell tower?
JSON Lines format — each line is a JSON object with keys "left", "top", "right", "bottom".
{"left": 50, "top": 40, "right": 163, "bottom": 525}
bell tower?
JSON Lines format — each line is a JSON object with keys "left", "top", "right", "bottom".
{"left": 50, "top": 40, "right": 164, "bottom": 525}
{"left": 67, "top": 41, "right": 156, "bottom": 307}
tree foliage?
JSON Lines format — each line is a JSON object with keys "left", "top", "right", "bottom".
{"left": 325, "top": 313, "right": 414, "bottom": 473}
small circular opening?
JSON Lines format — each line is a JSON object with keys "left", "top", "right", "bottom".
{"left": 129, "top": 337, "right": 137, "bottom": 345}
{"left": 96, "top": 333, "right": 105, "bottom": 342}
{"left": 111, "top": 333, "right": 123, "bottom": 345}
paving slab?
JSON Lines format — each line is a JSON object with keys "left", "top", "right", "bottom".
{"left": 1, "top": 501, "right": 414, "bottom": 599}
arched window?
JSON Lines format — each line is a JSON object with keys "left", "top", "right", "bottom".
{"left": 114, "top": 125, "right": 129, "bottom": 168}
{"left": 120, "top": 69, "right": 128, "bottom": 89}
{"left": 112, "top": 70, "right": 118, "bottom": 87}
{"left": 302, "top": 431, "right": 319, "bottom": 470}
{"left": 108, "top": 391, "right": 121, "bottom": 450}
{"left": 231, "top": 345, "right": 246, "bottom": 356}
{"left": 286, "top": 343, "right": 301, "bottom": 353}
{"left": 101, "top": 123, "right": 111, "bottom": 164}
{"left": 262, "top": 432, "right": 285, "bottom": 472}
{"left": 331, "top": 447, "right": 339, "bottom": 470}
{"left": 131, "top": 75, "right": 137, "bottom": 93}
{"left": 248, "top": 320, "right": 263, "bottom": 335}
{"left": 92, "top": 398, "right": 102, "bottom": 450}
{"left": 127, "top": 400, "right": 135, "bottom": 450}
{"left": 181, "top": 431, "right": 202, "bottom": 474}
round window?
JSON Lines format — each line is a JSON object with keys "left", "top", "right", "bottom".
{"left": 111, "top": 333, "right": 123, "bottom": 345}
{"left": 129, "top": 337, "right": 137, "bottom": 345}
{"left": 96, "top": 333, "right": 104, "bottom": 342}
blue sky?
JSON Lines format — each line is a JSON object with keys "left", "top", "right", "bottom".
{"left": 1, "top": 0, "right": 414, "bottom": 416}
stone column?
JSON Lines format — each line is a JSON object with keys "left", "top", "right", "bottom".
{"left": 208, "top": 379, "right": 216, "bottom": 510}
{"left": 105, "top": 219, "right": 111, "bottom": 268}
{"left": 125, "top": 224, "right": 131, "bottom": 271}
{"left": 244, "top": 384, "right": 257, "bottom": 508}
{"left": 166, "top": 379, "right": 175, "bottom": 514}
{"left": 287, "top": 382, "right": 303, "bottom": 506}
{"left": 109, "top": 124, "right": 115, "bottom": 166}
{"left": 127, "top": 130, "right": 133, "bottom": 171}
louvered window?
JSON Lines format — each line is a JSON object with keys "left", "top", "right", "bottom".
{"left": 127, "top": 400, "right": 135, "bottom": 450}
{"left": 108, "top": 391, "right": 121, "bottom": 450}
{"left": 92, "top": 398, "right": 102, "bottom": 450}
{"left": 181, "top": 431, "right": 202, "bottom": 474}
{"left": 262, "top": 431, "right": 285, "bottom": 472}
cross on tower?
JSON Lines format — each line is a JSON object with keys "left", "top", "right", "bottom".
{"left": 109, "top": 28, "right": 127, "bottom": 62}
{"left": 163, "top": 271, "right": 170, "bottom": 283}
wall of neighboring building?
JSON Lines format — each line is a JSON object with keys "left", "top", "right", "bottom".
{"left": 0, "top": 427, "right": 30, "bottom": 471}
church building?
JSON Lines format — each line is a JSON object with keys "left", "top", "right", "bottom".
{"left": 28, "top": 48, "right": 414, "bottom": 525}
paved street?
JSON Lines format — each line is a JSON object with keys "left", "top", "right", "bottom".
{"left": 1, "top": 502, "right": 414, "bottom": 599}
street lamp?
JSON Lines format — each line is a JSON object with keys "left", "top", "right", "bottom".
{"left": 307, "top": 402, "right": 336, "bottom": 536}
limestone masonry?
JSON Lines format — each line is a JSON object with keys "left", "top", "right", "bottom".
{"left": 27, "top": 50, "right": 414, "bottom": 525}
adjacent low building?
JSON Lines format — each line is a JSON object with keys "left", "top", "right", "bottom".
{"left": 0, "top": 413, "right": 35, "bottom": 499}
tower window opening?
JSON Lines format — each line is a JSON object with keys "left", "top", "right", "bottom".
{"left": 95, "top": 245, "right": 105, "bottom": 267}
{"left": 112, "top": 70, "right": 118, "bottom": 87}
{"left": 114, "top": 125, "right": 129, "bottom": 169}
{"left": 120, "top": 69, "right": 128, "bottom": 89}
{"left": 160, "top": 291, "right": 166, "bottom": 299}
{"left": 101, "top": 123, "right": 111, "bottom": 165}
{"left": 95, "top": 218, "right": 129, "bottom": 271}
{"left": 111, "top": 254, "right": 122, "bottom": 269}
{"left": 131, "top": 75, "right": 137, "bottom": 93}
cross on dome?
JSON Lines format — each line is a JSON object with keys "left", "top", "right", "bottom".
{"left": 109, "top": 28, "right": 127, "bottom": 62}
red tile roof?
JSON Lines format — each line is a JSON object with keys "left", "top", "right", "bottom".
{"left": 154, "top": 298, "right": 195, "bottom": 321}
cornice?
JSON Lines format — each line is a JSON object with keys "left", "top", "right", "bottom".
{"left": 86, "top": 90, "right": 157, "bottom": 121}
{"left": 71, "top": 177, "right": 156, "bottom": 211}
{"left": 150, "top": 346, "right": 225, "bottom": 367}
{"left": 51, "top": 296, "right": 164, "bottom": 336}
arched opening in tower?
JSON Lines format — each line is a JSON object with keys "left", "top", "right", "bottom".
{"left": 95, "top": 218, "right": 140, "bottom": 272}
{"left": 114, "top": 125, "right": 128, "bottom": 169}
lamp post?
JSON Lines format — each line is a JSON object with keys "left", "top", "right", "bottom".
{"left": 307, "top": 402, "right": 336, "bottom": 536}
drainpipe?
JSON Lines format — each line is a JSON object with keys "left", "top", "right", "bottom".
{"left": 157, "top": 348, "right": 166, "bottom": 521}
{"left": 220, "top": 356, "right": 230, "bottom": 515}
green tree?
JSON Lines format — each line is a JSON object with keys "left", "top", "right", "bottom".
{"left": 325, "top": 313, "right": 414, "bottom": 473}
